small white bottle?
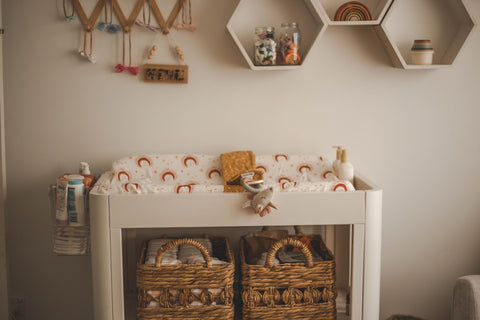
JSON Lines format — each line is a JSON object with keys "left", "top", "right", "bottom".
{"left": 337, "top": 149, "right": 354, "bottom": 184}
{"left": 332, "top": 146, "right": 343, "bottom": 176}
{"left": 67, "top": 179, "right": 85, "bottom": 226}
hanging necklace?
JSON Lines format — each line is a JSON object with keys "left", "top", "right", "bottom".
{"left": 79, "top": 29, "right": 95, "bottom": 63}
{"left": 73, "top": 0, "right": 105, "bottom": 63}
{"left": 98, "top": 0, "right": 122, "bottom": 34}
{"left": 135, "top": 0, "right": 162, "bottom": 32}
{"left": 176, "top": 0, "right": 196, "bottom": 32}
{"left": 63, "top": 0, "right": 76, "bottom": 22}
{"left": 112, "top": 0, "right": 145, "bottom": 75}
{"left": 115, "top": 32, "right": 139, "bottom": 75}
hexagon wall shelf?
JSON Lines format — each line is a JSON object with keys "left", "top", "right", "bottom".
{"left": 316, "top": 0, "right": 393, "bottom": 26}
{"left": 375, "top": 0, "right": 476, "bottom": 69}
{"left": 226, "top": 0, "right": 327, "bottom": 70}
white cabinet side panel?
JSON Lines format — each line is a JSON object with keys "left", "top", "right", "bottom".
{"left": 111, "top": 228, "right": 125, "bottom": 320}
{"left": 90, "top": 194, "right": 113, "bottom": 320}
{"left": 363, "top": 189, "right": 383, "bottom": 320}
{"left": 351, "top": 224, "right": 365, "bottom": 320}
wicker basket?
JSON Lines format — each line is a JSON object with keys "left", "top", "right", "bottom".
{"left": 137, "top": 237, "right": 235, "bottom": 320}
{"left": 240, "top": 231, "right": 336, "bottom": 320}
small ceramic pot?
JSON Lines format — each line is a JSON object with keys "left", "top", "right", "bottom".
{"left": 411, "top": 39, "right": 434, "bottom": 65}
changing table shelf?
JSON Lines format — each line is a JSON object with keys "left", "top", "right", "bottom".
{"left": 89, "top": 173, "right": 382, "bottom": 320}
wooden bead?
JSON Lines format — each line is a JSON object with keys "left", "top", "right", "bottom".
{"left": 152, "top": 45, "right": 157, "bottom": 51}
{"left": 148, "top": 55, "right": 153, "bottom": 59}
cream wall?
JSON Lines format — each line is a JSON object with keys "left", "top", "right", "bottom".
{"left": 3, "top": 0, "right": 480, "bottom": 319}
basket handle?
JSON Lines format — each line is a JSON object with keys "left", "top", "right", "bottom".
{"left": 264, "top": 237, "right": 313, "bottom": 268}
{"left": 155, "top": 238, "right": 212, "bottom": 268}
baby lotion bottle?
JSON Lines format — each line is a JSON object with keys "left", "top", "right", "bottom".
{"left": 337, "top": 149, "right": 354, "bottom": 184}
{"left": 67, "top": 179, "right": 86, "bottom": 226}
{"left": 332, "top": 146, "right": 343, "bottom": 176}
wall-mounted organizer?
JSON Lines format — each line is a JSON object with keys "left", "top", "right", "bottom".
{"left": 48, "top": 170, "right": 96, "bottom": 255}
{"left": 316, "top": 0, "right": 393, "bottom": 26}
{"left": 375, "top": 0, "right": 476, "bottom": 69}
{"left": 226, "top": 0, "right": 476, "bottom": 70}
{"left": 226, "top": 0, "right": 327, "bottom": 71}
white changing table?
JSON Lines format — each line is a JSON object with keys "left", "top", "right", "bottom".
{"left": 89, "top": 173, "right": 382, "bottom": 320}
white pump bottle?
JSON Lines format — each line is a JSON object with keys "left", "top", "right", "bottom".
{"left": 332, "top": 146, "right": 343, "bottom": 176}
{"left": 337, "top": 149, "right": 354, "bottom": 184}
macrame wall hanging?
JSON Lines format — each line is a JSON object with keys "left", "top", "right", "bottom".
{"left": 67, "top": 0, "right": 194, "bottom": 83}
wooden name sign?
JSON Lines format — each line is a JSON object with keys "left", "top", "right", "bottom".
{"left": 144, "top": 64, "right": 188, "bottom": 83}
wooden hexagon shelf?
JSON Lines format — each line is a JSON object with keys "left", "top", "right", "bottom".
{"left": 316, "top": 0, "right": 393, "bottom": 26}
{"left": 226, "top": 0, "right": 327, "bottom": 70}
{"left": 375, "top": 0, "right": 476, "bottom": 69}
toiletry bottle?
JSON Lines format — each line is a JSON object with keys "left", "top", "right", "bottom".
{"left": 67, "top": 179, "right": 85, "bottom": 226}
{"left": 55, "top": 179, "right": 69, "bottom": 226}
{"left": 337, "top": 149, "right": 354, "bottom": 184}
{"left": 332, "top": 146, "right": 343, "bottom": 176}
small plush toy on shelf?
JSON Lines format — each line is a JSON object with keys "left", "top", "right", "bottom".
{"left": 240, "top": 172, "right": 277, "bottom": 217}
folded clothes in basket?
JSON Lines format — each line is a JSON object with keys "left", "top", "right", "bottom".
{"left": 144, "top": 238, "right": 179, "bottom": 265}
{"left": 143, "top": 237, "right": 228, "bottom": 309}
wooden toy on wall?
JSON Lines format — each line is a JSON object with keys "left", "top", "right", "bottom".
{"left": 334, "top": 1, "right": 372, "bottom": 21}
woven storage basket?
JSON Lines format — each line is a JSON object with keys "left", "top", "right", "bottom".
{"left": 240, "top": 229, "right": 336, "bottom": 320}
{"left": 137, "top": 237, "right": 235, "bottom": 320}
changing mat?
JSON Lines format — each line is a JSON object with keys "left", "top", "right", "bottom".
{"left": 92, "top": 154, "right": 354, "bottom": 194}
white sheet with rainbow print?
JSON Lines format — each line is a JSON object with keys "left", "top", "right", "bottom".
{"left": 92, "top": 154, "right": 354, "bottom": 194}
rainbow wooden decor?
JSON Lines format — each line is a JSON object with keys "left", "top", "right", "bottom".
{"left": 334, "top": 1, "right": 372, "bottom": 21}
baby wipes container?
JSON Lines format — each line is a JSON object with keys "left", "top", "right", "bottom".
{"left": 67, "top": 179, "right": 85, "bottom": 226}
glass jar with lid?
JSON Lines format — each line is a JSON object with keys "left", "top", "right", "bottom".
{"left": 254, "top": 26, "right": 276, "bottom": 66}
{"left": 277, "top": 22, "right": 301, "bottom": 65}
